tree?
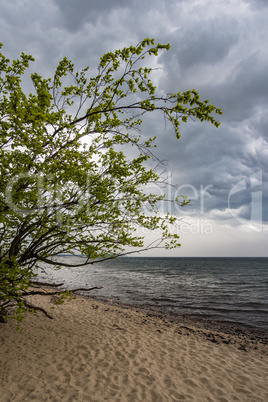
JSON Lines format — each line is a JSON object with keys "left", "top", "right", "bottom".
{"left": 0, "top": 38, "right": 222, "bottom": 323}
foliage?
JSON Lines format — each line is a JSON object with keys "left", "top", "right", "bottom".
{"left": 0, "top": 38, "right": 222, "bottom": 323}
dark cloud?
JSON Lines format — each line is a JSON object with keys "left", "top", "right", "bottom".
{"left": 217, "top": 57, "right": 268, "bottom": 122}
{"left": 245, "top": 0, "right": 268, "bottom": 8}
{"left": 171, "top": 19, "right": 239, "bottom": 70}
{"left": 54, "top": 0, "right": 129, "bottom": 31}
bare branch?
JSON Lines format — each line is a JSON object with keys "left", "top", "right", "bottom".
{"left": 23, "top": 300, "right": 53, "bottom": 319}
{"left": 23, "top": 286, "right": 103, "bottom": 296}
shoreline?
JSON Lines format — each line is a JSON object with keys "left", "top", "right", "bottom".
{"left": 1, "top": 293, "right": 267, "bottom": 401}
{"left": 38, "top": 255, "right": 268, "bottom": 333}
{"left": 82, "top": 294, "right": 268, "bottom": 354}
{"left": 73, "top": 290, "right": 267, "bottom": 345}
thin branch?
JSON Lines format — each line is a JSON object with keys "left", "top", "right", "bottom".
{"left": 23, "top": 286, "right": 103, "bottom": 296}
{"left": 30, "top": 281, "right": 64, "bottom": 287}
{"left": 23, "top": 300, "right": 53, "bottom": 319}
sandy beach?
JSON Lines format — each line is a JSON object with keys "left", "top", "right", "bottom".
{"left": 1, "top": 294, "right": 267, "bottom": 402}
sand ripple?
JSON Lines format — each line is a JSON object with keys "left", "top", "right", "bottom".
{"left": 1, "top": 296, "right": 267, "bottom": 401}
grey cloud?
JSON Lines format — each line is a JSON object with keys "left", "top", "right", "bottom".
{"left": 219, "top": 56, "right": 268, "bottom": 122}
{"left": 245, "top": 0, "right": 268, "bottom": 8}
{"left": 0, "top": 0, "right": 267, "bottom": 254}
{"left": 54, "top": 0, "right": 129, "bottom": 31}
{"left": 172, "top": 20, "right": 239, "bottom": 70}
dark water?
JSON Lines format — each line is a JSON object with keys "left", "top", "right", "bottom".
{"left": 38, "top": 257, "right": 268, "bottom": 331}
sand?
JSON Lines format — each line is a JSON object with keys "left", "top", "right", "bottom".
{"left": 0, "top": 294, "right": 267, "bottom": 402}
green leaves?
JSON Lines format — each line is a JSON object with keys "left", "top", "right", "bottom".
{"left": 0, "top": 39, "right": 222, "bottom": 324}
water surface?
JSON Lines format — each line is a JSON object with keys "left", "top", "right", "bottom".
{"left": 37, "top": 257, "right": 268, "bottom": 331}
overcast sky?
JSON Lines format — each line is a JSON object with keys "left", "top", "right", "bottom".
{"left": 1, "top": 0, "right": 267, "bottom": 256}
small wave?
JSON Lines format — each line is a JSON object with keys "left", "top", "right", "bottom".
{"left": 151, "top": 297, "right": 177, "bottom": 304}
{"left": 36, "top": 256, "right": 268, "bottom": 330}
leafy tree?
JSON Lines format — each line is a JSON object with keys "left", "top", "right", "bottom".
{"left": 0, "top": 38, "right": 222, "bottom": 323}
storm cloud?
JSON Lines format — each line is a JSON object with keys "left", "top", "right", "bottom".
{"left": 0, "top": 0, "right": 267, "bottom": 255}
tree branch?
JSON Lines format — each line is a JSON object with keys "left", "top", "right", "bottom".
{"left": 23, "top": 300, "right": 53, "bottom": 319}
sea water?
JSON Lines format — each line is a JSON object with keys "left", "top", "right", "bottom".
{"left": 37, "top": 257, "right": 268, "bottom": 331}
